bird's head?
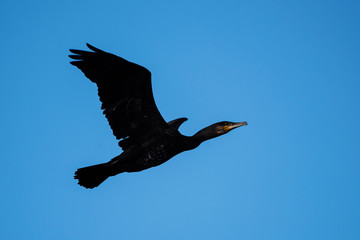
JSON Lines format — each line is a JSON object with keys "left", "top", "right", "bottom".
{"left": 213, "top": 121, "right": 248, "bottom": 135}
{"left": 193, "top": 121, "right": 247, "bottom": 142}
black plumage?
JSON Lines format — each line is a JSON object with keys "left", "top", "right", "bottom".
{"left": 69, "top": 44, "right": 247, "bottom": 189}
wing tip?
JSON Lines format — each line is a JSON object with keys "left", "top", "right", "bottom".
{"left": 86, "top": 43, "right": 104, "bottom": 53}
{"left": 70, "top": 61, "right": 80, "bottom": 66}
{"left": 69, "top": 49, "right": 80, "bottom": 54}
{"left": 69, "top": 54, "right": 82, "bottom": 60}
{"left": 69, "top": 43, "right": 102, "bottom": 55}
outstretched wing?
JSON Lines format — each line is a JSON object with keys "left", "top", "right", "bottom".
{"left": 69, "top": 43, "right": 167, "bottom": 149}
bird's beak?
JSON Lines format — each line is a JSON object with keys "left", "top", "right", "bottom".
{"left": 224, "top": 121, "right": 248, "bottom": 132}
{"left": 231, "top": 121, "right": 248, "bottom": 129}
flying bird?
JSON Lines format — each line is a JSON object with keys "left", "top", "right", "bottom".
{"left": 69, "top": 44, "right": 247, "bottom": 189}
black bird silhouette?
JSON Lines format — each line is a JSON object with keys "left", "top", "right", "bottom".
{"left": 69, "top": 44, "right": 247, "bottom": 188}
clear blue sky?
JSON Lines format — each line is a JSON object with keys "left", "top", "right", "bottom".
{"left": 1, "top": 0, "right": 359, "bottom": 239}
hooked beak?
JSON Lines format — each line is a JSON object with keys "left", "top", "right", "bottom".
{"left": 231, "top": 121, "right": 247, "bottom": 129}
{"left": 224, "top": 121, "right": 248, "bottom": 132}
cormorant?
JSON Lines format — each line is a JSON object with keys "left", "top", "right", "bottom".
{"left": 69, "top": 44, "right": 247, "bottom": 189}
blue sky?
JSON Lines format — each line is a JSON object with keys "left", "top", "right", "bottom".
{"left": 1, "top": 0, "right": 359, "bottom": 239}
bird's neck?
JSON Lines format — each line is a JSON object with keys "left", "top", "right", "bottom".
{"left": 191, "top": 126, "right": 219, "bottom": 144}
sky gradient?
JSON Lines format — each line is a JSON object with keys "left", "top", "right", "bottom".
{"left": 1, "top": 0, "right": 359, "bottom": 239}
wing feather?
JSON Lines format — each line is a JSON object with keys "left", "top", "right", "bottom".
{"left": 69, "top": 44, "right": 167, "bottom": 148}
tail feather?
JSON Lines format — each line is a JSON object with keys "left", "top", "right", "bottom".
{"left": 74, "top": 163, "right": 109, "bottom": 189}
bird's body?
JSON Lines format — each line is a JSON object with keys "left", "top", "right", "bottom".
{"left": 110, "top": 128, "right": 195, "bottom": 174}
{"left": 69, "top": 44, "right": 247, "bottom": 189}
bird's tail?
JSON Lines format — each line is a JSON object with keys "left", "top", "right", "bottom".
{"left": 74, "top": 163, "right": 109, "bottom": 189}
